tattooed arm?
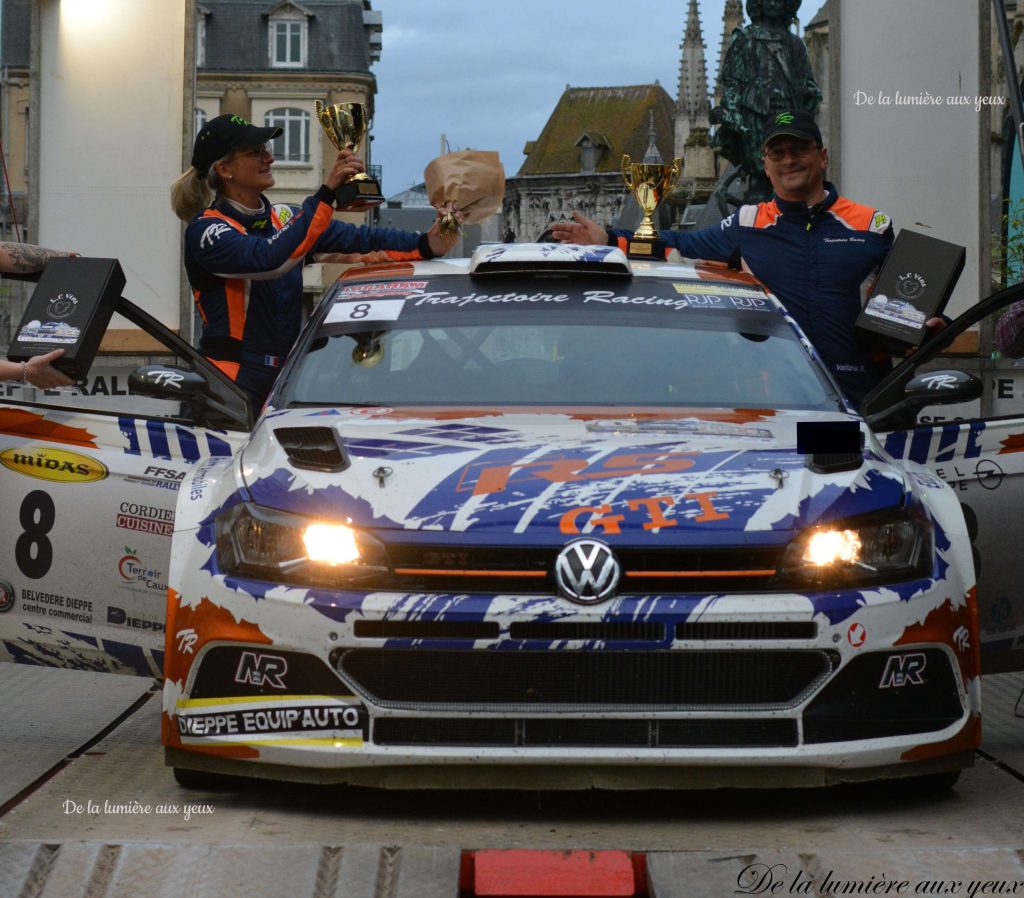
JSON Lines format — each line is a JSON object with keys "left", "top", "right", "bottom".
{"left": 0, "top": 242, "right": 75, "bottom": 273}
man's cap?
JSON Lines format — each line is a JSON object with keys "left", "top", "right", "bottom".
{"left": 191, "top": 114, "right": 283, "bottom": 179}
{"left": 762, "top": 110, "right": 822, "bottom": 149}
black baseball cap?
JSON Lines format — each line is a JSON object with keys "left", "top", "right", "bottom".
{"left": 191, "top": 114, "right": 283, "bottom": 179}
{"left": 762, "top": 110, "right": 822, "bottom": 149}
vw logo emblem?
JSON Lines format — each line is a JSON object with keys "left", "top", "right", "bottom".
{"left": 554, "top": 538, "right": 621, "bottom": 604}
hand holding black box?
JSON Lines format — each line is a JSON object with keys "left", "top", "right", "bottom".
{"left": 854, "top": 230, "right": 965, "bottom": 355}
{"left": 7, "top": 257, "right": 126, "bottom": 381}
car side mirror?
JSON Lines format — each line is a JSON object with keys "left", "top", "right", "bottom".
{"left": 128, "top": 365, "right": 210, "bottom": 399}
{"left": 864, "top": 369, "right": 982, "bottom": 430}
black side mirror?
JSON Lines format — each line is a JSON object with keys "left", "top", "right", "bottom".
{"left": 865, "top": 369, "right": 982, "bottom": 429}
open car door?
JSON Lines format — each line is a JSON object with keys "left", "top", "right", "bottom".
{"left": 862, "top": 282, "right": 1024, "bottom": 672}
{"left": 0, "top": 294, "right": 253, "bottom": 677}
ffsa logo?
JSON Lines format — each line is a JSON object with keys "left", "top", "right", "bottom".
{"left": 878, "top": 652, "right": 927, "bottom": 688}
{"left": 234, "top": 651, "right": 288, "bottom": 689}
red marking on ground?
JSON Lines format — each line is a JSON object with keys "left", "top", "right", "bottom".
{"left": 470, "top": 849, "right": 638, "bottom": 896}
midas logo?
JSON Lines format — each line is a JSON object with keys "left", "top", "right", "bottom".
{"left": 0, "top": 446, "right": 107, "bottom": 483}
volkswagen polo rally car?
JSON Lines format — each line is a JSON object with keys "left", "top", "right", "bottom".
{"left": 0, "top": 243, "right": 997, "bottom": 789}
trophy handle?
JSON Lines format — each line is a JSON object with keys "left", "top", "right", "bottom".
{"left": 667, "top": 157, "right": 683, "bottom": 191}
{"left": 314, "top": 99, "right": 324, "bottom": 117}
{"left": 621, "top": 155, "right": 634, "bottom": 191}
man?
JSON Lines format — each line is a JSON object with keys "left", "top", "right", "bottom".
{"left": 552, "top": 109, "right": 944, "bottom": 408}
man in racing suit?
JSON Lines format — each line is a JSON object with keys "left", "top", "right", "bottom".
{"left": 172, "top": 113, "right": 457, "bottom": 407}
{"left": 551, "top": 109, "right": 944, "bottom": 408}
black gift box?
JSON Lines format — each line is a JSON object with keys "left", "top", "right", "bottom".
{"left": 7, "top": 257, "right": 125, "bottom": 380}
{"left": 854, "top": 229, "right": 965, "bottom": 354}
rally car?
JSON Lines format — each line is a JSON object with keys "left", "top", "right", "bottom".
{"left": 2, "top": 242, "right": 1020, "bottom": 789}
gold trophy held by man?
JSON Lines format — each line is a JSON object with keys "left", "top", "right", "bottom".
{"left": 315, "top": 100, "right": 384, "bottom": 210}
{"left": 621, "top": 154, "right": 682, "bottom": 259}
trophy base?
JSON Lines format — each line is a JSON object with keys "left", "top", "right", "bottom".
{"left": 626, "top": 237, "right": 667, "bottom": 261}
{"left": 334, "top": 176, "right": 385, "bottom": 211}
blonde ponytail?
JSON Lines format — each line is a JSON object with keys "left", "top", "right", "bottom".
{"left": 170, "top": 167, "right": 213, "bottom": 222}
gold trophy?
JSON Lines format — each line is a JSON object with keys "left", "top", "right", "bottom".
{"left": 314, "top": 100, "right": 384, "bottom": 210}
{"left": 621, "top": 154, "right": 682, "bottom": 259}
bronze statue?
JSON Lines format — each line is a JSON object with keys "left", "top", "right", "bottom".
{"left": 710, "top": 0, "right": 822, "bottom": 206}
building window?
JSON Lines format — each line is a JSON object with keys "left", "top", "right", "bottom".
{"left": 195, "top": 108, "right": 208, "bottom": 136}
{"left": 270, "top": 18, "right": 306, "bottom": 68}
{"left": 266, "top": 107, "right": 310, "bottom": 163}
{"left": 196, "top": 15, "right": 207, "bottom": 67}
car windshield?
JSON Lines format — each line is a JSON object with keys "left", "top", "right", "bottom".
{"left": 277, "top": 277, "right": 840, "bottom": 410}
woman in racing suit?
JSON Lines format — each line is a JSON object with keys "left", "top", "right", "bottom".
{"left": 171, "top": 113, "right": 457, "bottom": 407}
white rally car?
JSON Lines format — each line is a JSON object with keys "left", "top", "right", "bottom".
{"left": 1, "top": 243, "right": 1019, "bottom": 789}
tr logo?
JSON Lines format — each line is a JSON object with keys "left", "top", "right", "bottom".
{"left": 879, "top": 652, "right": 927, "bottom": 688}
{"left": 554, "top": 538, "right": 621, "bottom": 604}
{"left": 152, "top": 371, "right": 185, "bottom": 389}
{"left": 235, "top": 651, "right": 288, "bottom": 689}
{"left": 921, "top": 373, "right": 959, "bottom": 391}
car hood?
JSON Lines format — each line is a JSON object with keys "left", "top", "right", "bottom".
{"left": 238, "top": 407, "right": 907, "bottom": 544}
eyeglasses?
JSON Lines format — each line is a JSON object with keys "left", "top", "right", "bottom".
{"left": 763, "top": 142, "right": 821, "bottom": 163}
{"left": 236, "top": 143, "right": 273, "bottom": 158}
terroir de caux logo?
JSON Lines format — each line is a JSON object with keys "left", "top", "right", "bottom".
{"left": 0, "top": 446, "right": 108, "bottom": 483}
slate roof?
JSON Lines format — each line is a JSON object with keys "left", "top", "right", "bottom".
{"left": 200, "top": 0, "right": 372, "bottom": 74}
{"left": 517, "top": 84, "right": 676, "bottom": 176}
{"left": 1, "top": 0, "right": 31, "bottom": 68}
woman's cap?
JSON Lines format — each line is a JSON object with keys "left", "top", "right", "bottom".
{"left": 192, "top": 114, "right": 283, "bottom": 179}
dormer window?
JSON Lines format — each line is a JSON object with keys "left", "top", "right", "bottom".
{"left": 268, "top": 3, "right": 311, "bottom": 69}
{"left": 575, "top": 132, "right": 610, "bottom": 173}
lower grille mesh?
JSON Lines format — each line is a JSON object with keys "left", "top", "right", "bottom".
{"left": 340, "top": 649, "right": 835, "bottom": 709}
{"left": 372, "top": 717, "right": 798, "bottom": 748}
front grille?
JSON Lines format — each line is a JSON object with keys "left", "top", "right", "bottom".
{"left": 379, "top": 544, "right": 786, "bottom": 594}
{"left": 338, "top": 648, "right": 837, "bottom": 710}
{"left": 509, "top": 621, "right": 664, "bottom": 641}
{"left": 675, "top": 621, "right": 817, "bottom": 641}
{"left": 373, "top": 717, "right": 797, "bottom": 748}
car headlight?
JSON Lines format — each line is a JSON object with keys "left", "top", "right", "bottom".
{"left": 779, "top": 507, "right": 932, "bottom": 586}
{"left": 215, "top": 502, "right": 388, "bottom": 586}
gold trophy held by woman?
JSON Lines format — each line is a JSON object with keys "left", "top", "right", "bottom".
{"left": 315, "top": 100, "right": 384, "bottom": 210}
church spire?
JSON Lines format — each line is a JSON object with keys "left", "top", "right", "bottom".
{"left": 675, "top": 0, "right": 710, "bottom": 156}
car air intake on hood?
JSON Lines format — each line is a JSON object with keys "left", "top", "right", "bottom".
{"left": 274, "top": 426, "right": 350, "bottom": 472}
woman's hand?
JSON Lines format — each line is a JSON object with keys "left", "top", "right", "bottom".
{"left": 325, "top": 149, "right": 366, "bottom": 190}
{"left": 24, "top": 349, "right": 74, "bottom": 389}
{"left": 426, "top": 203, "right": 464, "bottom": 257}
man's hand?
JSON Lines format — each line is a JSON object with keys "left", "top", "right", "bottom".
{"left": 325, "top": 149, "right": 366, "bottom": 190}
{"left": 549, "top": 212, "right": 609, "bottom": 245}
{"left": 25, "top": 349, "right": 74, "bottom": 389}
{"left": 426, "top": 203, "right": 463, "bottom": 257}
{"left": 904, "top": 317, "right": 948, "bottom": 356}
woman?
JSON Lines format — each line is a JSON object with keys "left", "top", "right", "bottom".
{"left": 171, "top": 113, "right": 457, "bottom": 407}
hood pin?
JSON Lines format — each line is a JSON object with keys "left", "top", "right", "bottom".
{"left": 770, "top": 468, "right": 788, "bottom": 489}
{"left": 373, "top": 466, "right": 393, "bottom": 488}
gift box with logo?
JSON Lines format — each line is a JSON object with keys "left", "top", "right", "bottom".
{"left": 7, "top": 257, "right": 125, "bottom": 381}
{"left": 855, "top": 230, "right": 965, "bottom": 354}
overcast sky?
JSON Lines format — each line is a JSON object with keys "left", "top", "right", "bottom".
{"left": 370, "top": 0, "right": 821, "bottom": 194}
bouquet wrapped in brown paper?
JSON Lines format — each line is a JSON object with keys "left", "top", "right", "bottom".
{"left": 424, "top": 150, "right": 505, "bottom": 237}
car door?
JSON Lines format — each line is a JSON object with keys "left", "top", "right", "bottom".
{"left": 0, "top": 297, "right": 252, "bottom": 677}
{"left": 862, "top": 282, "right": 1024, "bottom": 672}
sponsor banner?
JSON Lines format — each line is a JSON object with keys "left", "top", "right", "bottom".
{"left": 0, "top": 579, "right": 14, "bottom": 613}
{"left": 325, "top": 283, "right": 775, "bottom": 325}
{"left": 107, "top": 604, "right": 165, "bottom": 634}
{"left": 20, "top": 588, "right": 93, "bottom": 624}
{"left": 115, "top": 501, "right": 175, "bottom": 537}
{"left": 0, "top": 446, "right": 107, "bottom": 483}
{"left": 175, "top": 696, "right": 367, "bottom": 744}
{"left": 337, "top": 281, "right": 428, "bottom": 299}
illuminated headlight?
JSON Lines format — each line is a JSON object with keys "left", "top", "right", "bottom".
{"left": 215, "top": 502, "right": 387, "bottom": 586}
{"left": 780, "top": 508, "right": 932, "bottom": 586}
